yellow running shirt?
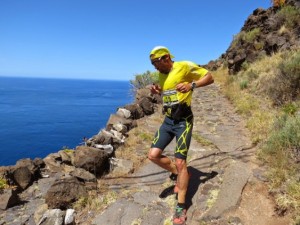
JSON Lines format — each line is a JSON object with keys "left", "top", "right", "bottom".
{"left": 159, "top": 61, "right": 208, "bottom": 108}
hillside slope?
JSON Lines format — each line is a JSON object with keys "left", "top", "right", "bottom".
{"left": 206, "top": 0, "right": 300, "bottom": 75}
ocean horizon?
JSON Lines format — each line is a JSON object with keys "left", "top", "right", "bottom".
{"left": 0, "top": 76, "right": 133, "bottom": 166}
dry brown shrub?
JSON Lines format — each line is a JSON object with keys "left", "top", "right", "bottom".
{"left": 272, "top": 0, "right": 286, "bottom": 7}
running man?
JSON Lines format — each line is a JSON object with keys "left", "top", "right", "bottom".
{"left": 148, "top": 46, "right": 214, "bottom": 225}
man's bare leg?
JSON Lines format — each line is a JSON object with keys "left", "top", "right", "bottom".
{"left": 175, "top": 158, "right": 189, "bottom": 205}
{"left": 148, "top": 147, "right": 178, "bottom": 174}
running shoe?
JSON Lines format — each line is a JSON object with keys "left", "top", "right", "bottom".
{"left": 173, "top": 206, "right": 187, "bottom": 225}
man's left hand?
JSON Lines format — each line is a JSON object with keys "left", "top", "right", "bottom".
{"left": 176, "top": 83, "right": 191, "bottom": 93}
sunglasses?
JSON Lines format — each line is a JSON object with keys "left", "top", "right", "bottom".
{"left": 151, "top": 55, "right": 166, "bottom": 65}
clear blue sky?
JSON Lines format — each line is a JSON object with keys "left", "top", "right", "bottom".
{"left": 0, "top": 0, "right": 271, "bottom": 81}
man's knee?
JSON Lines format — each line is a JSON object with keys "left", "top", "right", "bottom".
{"left": 175, "top": 158, "right": 187, "bottom": 171}
{"left": 148, "top": 148, "right": 162, "bottom": 162}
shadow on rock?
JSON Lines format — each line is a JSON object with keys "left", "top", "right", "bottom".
{"left": 159, "top": 184, "right": 176, "bottom": 199}
{"left": 186, "top": 167, "right": 218, "bottom": 210}
{"left": 157, "top": 167, "right": 218, "bottom": 204}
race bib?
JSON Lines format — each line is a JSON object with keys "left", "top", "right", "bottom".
{"left": 162, "top": 89, "right": 179, "bottom": 106}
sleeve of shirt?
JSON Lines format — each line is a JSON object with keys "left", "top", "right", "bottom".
{"left": 186, "top": 61, "right": 208, "bottom": 80}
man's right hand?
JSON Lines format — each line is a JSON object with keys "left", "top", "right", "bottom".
{"left": 150, "top": 84, "right": 161, "bottom": 95}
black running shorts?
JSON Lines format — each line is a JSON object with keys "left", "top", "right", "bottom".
{"left": 151, "top": 115, "right": 193, "bottom": 159}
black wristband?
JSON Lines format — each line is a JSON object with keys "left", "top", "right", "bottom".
{"left": 191, "top": 81, "right": 196, "bottom": 91}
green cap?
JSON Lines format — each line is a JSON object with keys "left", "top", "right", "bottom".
{"left": 150, "top": 46, "right": 175, "bottom": 60}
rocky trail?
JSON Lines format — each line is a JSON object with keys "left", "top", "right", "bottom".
{"left": 87, "top": 83, "right": 291, "bottom": 225}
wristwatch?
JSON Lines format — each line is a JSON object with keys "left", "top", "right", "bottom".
{"left": 191, "top": 81, "right": 196, "bottom": 91}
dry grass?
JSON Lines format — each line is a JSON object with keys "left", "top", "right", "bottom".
{"left": 214, "top": 66, "right": 277, "bottom": 143}
{"left": 214, "top": 49, "right": 300, "bottom": 221}
{"left": 243, "top": 49, "right": 300, "bottom": 105}
{"left": 115, "top": 125, "right": 152, "bottom": 169}
{"left": 258, "top": 114, "right": 300, "bottom": 215}
{"left": 246, "top": 110, "right": 275, "bottom": 144}
{"left": 278, "top": 25, "right": 288, "bottom": 35}
{"left": 73, "top": 188, "right": 117, "bottom": 212}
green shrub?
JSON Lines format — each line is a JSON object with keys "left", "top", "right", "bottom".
{"left": 282, "top": 103, "right": 299, "bottom": 115}
{"left": 0, "top": 178, "right": 8, "bottom": 190}
{"left": 261, "top": 114, "right": 300, "bottom": 163}
{"left": 130, "top": 70, "right": 159, "bottom": 90}
{"left": 293, "top": 215, "right": 300, "bottom": 225}
{"left": 259, "top": 114, "right": 300, "bottom": 216}
{"left": 240, "top": 80, "right": 248, "bottom": 90}
{"left": 277, "top": 5, "right": 300, "bottom": 29}
{"left": 265, "top": 50, "right": 300, "bottom": 105}
{"left": 63, "top": 149, "right": 75, "bottom": 154}
{"left": 254, "top": 41, "right": 264, "bottom": 50}
{"left": 280, "top": 50, "right": 300, "bottom": 80}
{"left": 231, "top": 32, "right": 245, "bottom": 49}
{"left": 244, "top": 28, "right": 261, "bottom": 43}
{"left": 241, "top": 61, "right": 249, "bottom": 71}
{"left": 230, "top": 28, "right": 261, "bottom": 50}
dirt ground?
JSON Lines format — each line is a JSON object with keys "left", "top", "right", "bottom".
{"left": 227, "top": 181, "right": 291, "bottom": 225}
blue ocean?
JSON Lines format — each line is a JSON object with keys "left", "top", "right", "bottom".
{"left": 0, "top": 77, "right": 133, "bottom": 166}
